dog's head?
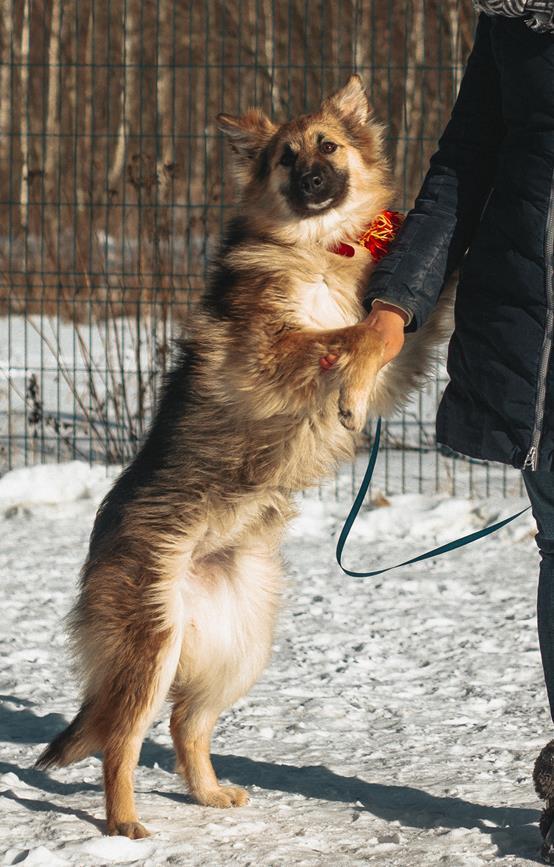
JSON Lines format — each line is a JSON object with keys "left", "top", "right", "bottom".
{"left": 217, "top": 75, "right": 391, "bottom": 242}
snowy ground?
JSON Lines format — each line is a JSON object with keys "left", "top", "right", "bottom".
{"left": 0, "top": 461, "right": 551, "bottom": 865}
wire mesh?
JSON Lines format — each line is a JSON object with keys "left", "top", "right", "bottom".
{"left": 0, "top": 0, "right": 524, "bottom": 497}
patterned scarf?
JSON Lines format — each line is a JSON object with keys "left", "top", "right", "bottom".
{"left": 473, "top": 0, "right": 554, "bottom": 32}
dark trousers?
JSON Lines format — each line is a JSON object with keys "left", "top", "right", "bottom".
{"left": 523, "top": 470, "right": 554, "bottom": 722}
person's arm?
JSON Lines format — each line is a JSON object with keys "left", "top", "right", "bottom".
{"left": 363, "top": 13, "right": 505, "bottom": 334}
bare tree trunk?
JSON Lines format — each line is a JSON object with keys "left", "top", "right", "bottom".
{"left": 154, "top": 0, "right": 175, "bottom": 278}
{"left": 44, "top": 0, "right": 62, "bottom": 204}
{"left": 0, "top": 0, "right": 14, "bottom": 169}
{"left": 156, "top": 6, "right": 174, "bottom": 172}
{"left": 66, "top": 1, "right": 82, "bottom": 229}
{"left": 263, "top": 0, "right": 282, "bottom": 115}
{"left": 80, "top": 4, "right": 94, "bottom": 212}
{"left": 353, "top": 4, "right": 366, "bottom": 89}
{"left": 19, "top": 0, "right": 30, "bottom": 231}
{"left": 108, "top": 2, "right": 139, "bottom": 194}
{"left": 445, "top": 0, "right": 464, "bottom": 90}
{"left": 395, "top": 0, "right": 425, "bottom": 195}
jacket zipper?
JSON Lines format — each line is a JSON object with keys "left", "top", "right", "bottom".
{"left": 523, "top": 171, "right": 554, "bottom": 471}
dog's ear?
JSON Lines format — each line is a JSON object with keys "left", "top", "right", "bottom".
{"left": 323, "top": 75, "right": 371, "bottom": 127}
{"left": 217, "top": 109, "right": 276, "bottom": 161}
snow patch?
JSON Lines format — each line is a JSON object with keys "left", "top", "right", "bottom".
{"left": 0, "top": 461, "right": 118, "bottom": 512}
{"left": 77, "top": 836, "right": 155, "bottom": 862}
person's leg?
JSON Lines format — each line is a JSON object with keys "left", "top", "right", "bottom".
{"left": 522, "top": 469, "right": 554, "bottom": 720}
{"left": 522, "top": 469, "right": 554, "bottom": 862}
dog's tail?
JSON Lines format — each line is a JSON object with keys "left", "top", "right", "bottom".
{"left": 35, "top": 702, "right": 98, "bottom": 769}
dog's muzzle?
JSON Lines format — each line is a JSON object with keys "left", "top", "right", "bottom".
{"left": 289, "top": 162, "right": 347, "bottom": 215}
{"left": 298, "top": 162, "right": 332, "bottom": 209}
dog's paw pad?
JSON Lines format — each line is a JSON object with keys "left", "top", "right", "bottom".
{"left": 320, "top": 353, "right": 339, "bottom": 371}
{"left": 109, "top": 821, "right": 151, "bottom": 839}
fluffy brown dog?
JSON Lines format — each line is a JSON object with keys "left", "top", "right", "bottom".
{"left": 36, "top": 75, "right": 450, "bottom": 838}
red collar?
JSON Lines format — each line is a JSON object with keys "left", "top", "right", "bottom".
{"left": 330, "top": 210, "right": 404, "bottom": 262}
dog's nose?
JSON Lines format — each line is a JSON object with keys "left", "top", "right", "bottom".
{"left": 300, "top": 168, "right": 327, "bottom": 196}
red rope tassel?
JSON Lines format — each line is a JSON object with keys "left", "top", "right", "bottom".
{"left": 330, "top": 210, "right": 404, "bottom": 261}
{"left": 357, "top": 210, "right": 404, "bottom": 262}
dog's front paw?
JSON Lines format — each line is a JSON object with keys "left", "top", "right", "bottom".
{"left": 338, "top": 388, "right": 369, "bottom": 432}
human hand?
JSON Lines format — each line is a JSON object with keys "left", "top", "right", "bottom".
{"left": 362, "top": 300, "right": 407, "bottom": 367}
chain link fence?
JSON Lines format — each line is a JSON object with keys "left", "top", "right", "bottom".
{"left": 0, "top": 0, "right": 524, "bottom": 496}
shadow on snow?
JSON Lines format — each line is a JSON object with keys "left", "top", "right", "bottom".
{"left": 0, "top": 697, "right": 542, "bottom": 862}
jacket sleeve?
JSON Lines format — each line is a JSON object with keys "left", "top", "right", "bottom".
{"left": 363, "top": 14, "right": 505, "bottom": 331}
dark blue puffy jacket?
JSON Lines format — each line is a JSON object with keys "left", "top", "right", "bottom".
{"left": 364, "top": 13, "right": 554, "bottom": 471}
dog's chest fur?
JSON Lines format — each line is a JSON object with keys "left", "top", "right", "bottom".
{"left": 291, "top": 247, "right": 371, "bottom": 330}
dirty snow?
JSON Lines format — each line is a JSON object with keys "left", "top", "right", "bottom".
{"left": 0, "top": 460, "right": 550, "bottom": 865}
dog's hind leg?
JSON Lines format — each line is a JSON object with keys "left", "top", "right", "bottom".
{"left": 96, "top": 582, "right": 185, "bottom": 837}
{"left": 101, "top": 630, "right": 182, "bottom": 836}
{"left": 170, "top": 705, "right": 248, "bottom": 808}
{"left": 103, "top": 732, "right": 151, "bottom": 838}
{"left": 170, "top": 539, "right": 281, "bottom": 807}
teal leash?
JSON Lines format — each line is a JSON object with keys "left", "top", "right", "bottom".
{"left": 336, "top": 416, "right": 532, "bottom": 578}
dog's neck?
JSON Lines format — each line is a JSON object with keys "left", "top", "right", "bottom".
{"left": 271, "top": 188, "right": 395, "bottom": 250}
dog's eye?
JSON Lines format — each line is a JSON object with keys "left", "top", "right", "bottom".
{"left": 279, "top": 146, "right": 296, "bottom": 167}
{"left": 320, "top": 141, "right": 337, "bottom": 155}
